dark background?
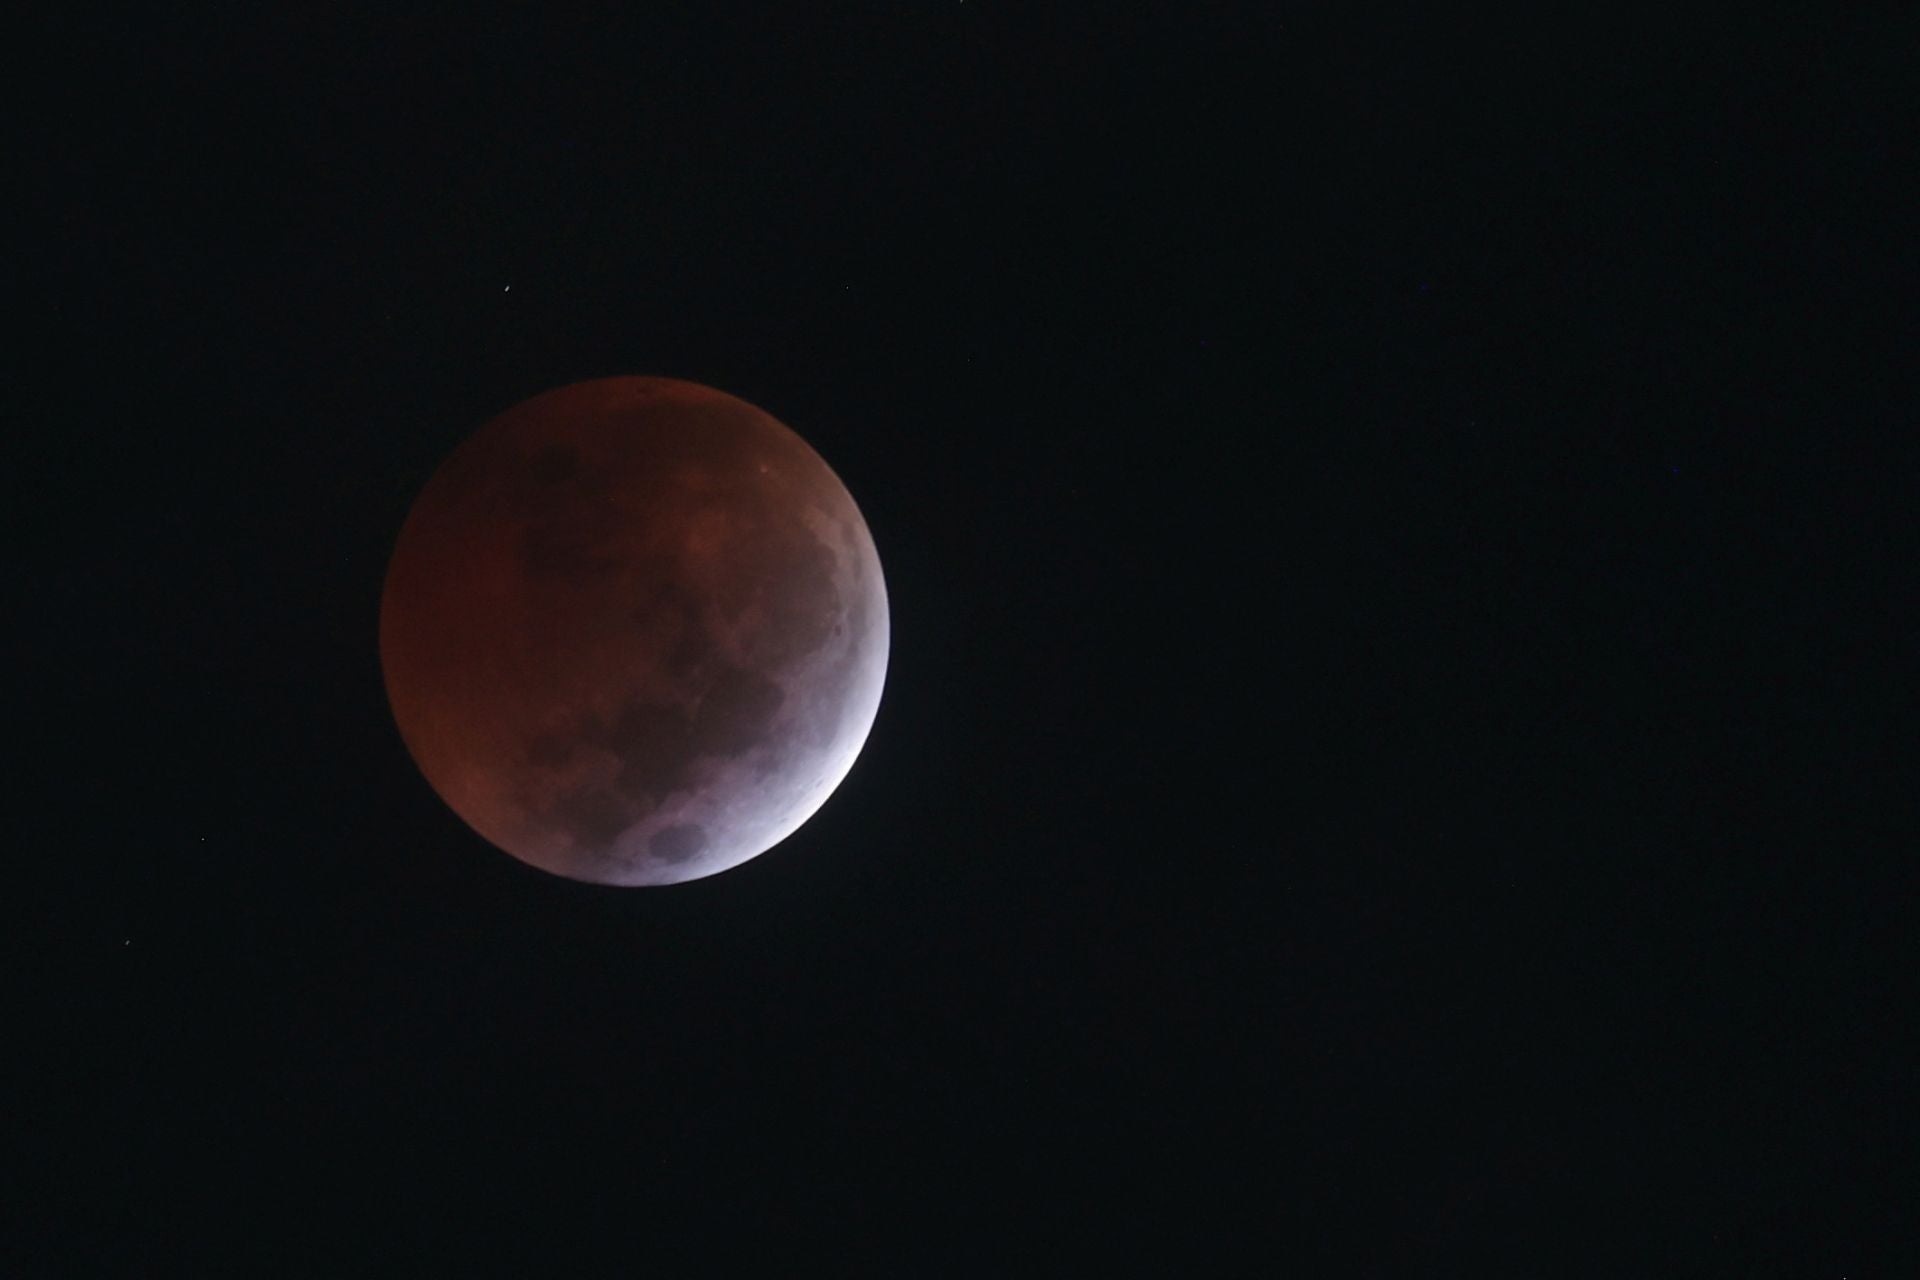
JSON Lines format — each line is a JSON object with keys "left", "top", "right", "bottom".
{"left": 20, "top": 4, "right": 1914, "bottom": 1273}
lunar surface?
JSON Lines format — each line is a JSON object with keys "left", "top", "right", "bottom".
{"left": 379, "top": 377, "right": 889, "bottom": 886}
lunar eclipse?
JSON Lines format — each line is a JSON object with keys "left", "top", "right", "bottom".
{"left": 379, "top": 377, "right": 889, "bottom": 886}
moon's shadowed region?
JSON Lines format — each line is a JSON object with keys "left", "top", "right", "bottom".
{"left": 379, "top": 377, "right": 889, "bottom": 886}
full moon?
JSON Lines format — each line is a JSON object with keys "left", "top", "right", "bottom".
{"left": 379, "top": 377, "right": 889, "bottom": 886}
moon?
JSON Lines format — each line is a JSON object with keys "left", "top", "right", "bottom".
{"left": 378, "top": 377, "right": 889, "bottom": 886}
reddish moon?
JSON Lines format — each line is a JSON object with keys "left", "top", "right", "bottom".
{"left": 379, "top": 377, "right": 889, "bottom": 886}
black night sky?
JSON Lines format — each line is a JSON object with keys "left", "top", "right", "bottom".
{"left": 23, "top": 5, "right": 1914, "bottom": 1273}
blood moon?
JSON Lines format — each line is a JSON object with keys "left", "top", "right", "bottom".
{"left": 379, "top": 377, "right": 889, "bottom": 886}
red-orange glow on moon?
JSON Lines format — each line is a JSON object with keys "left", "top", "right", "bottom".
{"left": 379, "top": 377, "right": 888, "bottom": 886}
